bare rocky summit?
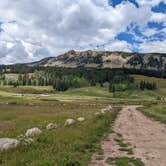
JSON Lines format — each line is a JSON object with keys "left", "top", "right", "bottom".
{"left": 29, "top": 50, "right": 166, "bottom": 71}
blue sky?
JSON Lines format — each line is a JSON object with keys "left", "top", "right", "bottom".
{"left": 109, "top": 0, "right": 166, "bottom": 52}
{"left": 0, "top": 0, "right": 166, "bottom": 64}
{"left": 152, "top": 1, "right": 166, "bottom": 13}
{"left": 109, "top": 0, "right": 139, "bottom": 8}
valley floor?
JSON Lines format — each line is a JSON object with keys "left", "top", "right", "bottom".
{"left": 0, "top": 74, "right": 166, "bottom": 165}
{"left": 90, "top": 106, "right": 166, "bottom": 166}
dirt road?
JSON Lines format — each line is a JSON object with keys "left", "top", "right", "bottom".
{"left": 89, "top": 106, "right": 166, "bottom": 166}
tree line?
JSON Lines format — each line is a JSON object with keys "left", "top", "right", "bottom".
{"left": 0, "top": 65, "right": 161, "bottom": 92}
{"left": 0, "top": 64, "right": 166, "bottom": 78}
{"left": 0, "top": 68, "right": 134, "bottom": 91}
{"left": 139, "top": 81, "right": 157, "bottom": 90}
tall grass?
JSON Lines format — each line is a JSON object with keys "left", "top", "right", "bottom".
{"left": 139, "top": 102, "right": 166, "bottom": 124}
{"left": 0, "top": 102, "right": 120, "bottom": 166}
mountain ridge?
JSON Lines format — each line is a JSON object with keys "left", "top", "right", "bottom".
{"left": 27, "top": 50, "right": 166, "bottom": 71}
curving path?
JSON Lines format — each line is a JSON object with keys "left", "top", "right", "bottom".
{"left": 89, "top": 105, "right": 166, "bottom": 166}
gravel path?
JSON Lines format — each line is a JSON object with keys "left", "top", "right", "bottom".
{"left": 89, "top": 105, "right": 166, "bottom": 166}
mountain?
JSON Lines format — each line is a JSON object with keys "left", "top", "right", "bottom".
{"left": 29, "top": 50, "right": 166, "bottom": 71}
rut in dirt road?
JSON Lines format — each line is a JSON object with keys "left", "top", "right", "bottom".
{"left": 89, "top": 106, "right": 166, "bottom": 166}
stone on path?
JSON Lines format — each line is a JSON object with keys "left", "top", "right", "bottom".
{"left": 101, "top": 104, "right": 112, "bottom": 114}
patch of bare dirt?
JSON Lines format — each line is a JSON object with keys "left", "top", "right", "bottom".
{"left": 89, "top": 106, "right": 166, "bottom": 166}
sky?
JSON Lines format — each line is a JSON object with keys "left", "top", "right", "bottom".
{"left": 0, "top": 0, "right": 166, "bottom": 64}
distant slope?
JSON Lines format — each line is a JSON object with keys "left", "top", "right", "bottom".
{"left": 29, "top": 50, "right": 166, "bottom": 71}
{"left": 27, "top": 57, "right": 55, "bottom": 66}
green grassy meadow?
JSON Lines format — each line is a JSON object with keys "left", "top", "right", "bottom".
{"left": 139, "top": 102, "right": 166, "bottom": 124}
{"left": 133, "top": 75, "right": 166, "bottom": 124}
{"left": 0, "top": 75, "right": 165, "bottom": 165}
{"left": 0, "top": 102, "right": 120, "bottom": 166}
{"left": 0, "top": 85, "right": 120, "bottom": 165}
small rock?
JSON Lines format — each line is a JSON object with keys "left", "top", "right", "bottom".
{"left": 64, "top": 119, "right": 75, "bottom": 126}
{"left": 94, "top": 112, "right": 100, "bottom": 115}
{"left": 77, "top": 117, "right": 85, "bottom": 122}
{"left": 100, "top": 104, "right": 112, "bottom": 114}
{"left": 100, "top": 109, "right": 106, "bottom": 114}
{"left": 46, "top": 123, "right": 58, "bottom": 130}
{"left": 25, "top": 127, "right": 42, "bottom": 137}
{"left": 106, "top": 104, "right": 112, "bottom": 110}
{"left": 0, "top": 138, "right": 20, "bottom": 151}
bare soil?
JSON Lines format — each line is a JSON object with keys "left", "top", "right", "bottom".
{"left": 89, "top": 106, "right": 166, "bottom": 166}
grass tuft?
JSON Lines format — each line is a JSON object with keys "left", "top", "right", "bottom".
{"left": 106, "top": 157, "right": 144, "bottom": 166}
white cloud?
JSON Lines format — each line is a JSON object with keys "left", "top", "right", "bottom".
{"left": 150, "top": 12, "right": 166, "bottom": 23}
{"left": 0, "top": 0, "right": 165, "bottom": 64}
{"left": 142, "top": 28, "right": 159, "bottom": 37}
{"left": 137, "top": 0, "right": 166, "bottom": 7}
{"left": 0, "top": 41, "right": 30, "bottom": 64}
{"left": 103, "top": 40, "right": 132, "bottom": 52}
{"left": 139, "top": 39, "right": 166, "bottom": 53}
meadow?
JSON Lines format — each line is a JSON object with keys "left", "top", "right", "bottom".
{"left": 0, "top": 84, "right": 121, "bottom": 165}
{"left": 0, "top": 75, "right": 165, "bottom": 165}
{"left": 0, "top": 101, "right": 120, "bottom": 166}
{"left": 139, "top": 102, "right": 166, "bottom": 124}
{"left": 133, "top": 75, "right": 166, "bottom": 124}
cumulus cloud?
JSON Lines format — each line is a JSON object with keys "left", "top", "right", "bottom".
{"left": 139, "top": 39, "right": 166, "bottom": 53}
{"left": 103, "top": 40, "right": 132, "bottom": 52}
{"left": 150, "top": 12, "right": 166, "bottom": 23}
{"left": 0, "top": 0, "right": 165, "bottom": 64}
{"left": 137, "top": 0, "right": 166, "bottom": 6}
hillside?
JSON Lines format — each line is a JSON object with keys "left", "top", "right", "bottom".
{"left": 29, "top": 50, "right": 166, "bottom": 71}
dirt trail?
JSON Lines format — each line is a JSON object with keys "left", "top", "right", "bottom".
{"left": 89, "top": 106, "right": 166, "bottom": 166}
